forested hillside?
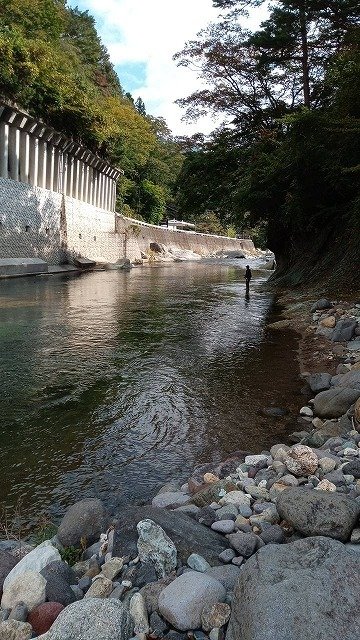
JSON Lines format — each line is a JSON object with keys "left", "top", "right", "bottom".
{"left": 174, "top": 0, "right": 360, "bottom": 287}
{"left": 0, "top": 0, "right": 183, "bottom": 223}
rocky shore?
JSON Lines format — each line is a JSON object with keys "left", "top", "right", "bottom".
{"left": 1, "top": 296, "right": 360, "bottom": 640}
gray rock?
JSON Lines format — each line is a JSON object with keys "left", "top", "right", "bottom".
{"left": 123, "top": 561, "right": 158, "bottom": 588}
{"left": 78, "top": 576, "right": 91, "bottom": 592}
{"left": 112, "top": 506, "right": 228, "bottom": 566}
{"left": 226, "top": 536, "right": 360, "bottom": 640}
{"left": 259, "top": 525, "right": 286, "bottom": 545}
{"left": 43, "top": 597, "right": 133, "bottom": 640}
{"left": 84, "top": 576, "right": 114, "bottom": 599}
{"left": 57, "top": 498, "right": 107, "bottom": 548}
{"left": 313, "top": 388, "right": 360, "bottom": 419}
{"left": 215, "top": 505, "right": 238, "bottom": 520}
{"left": 187, "top": 553, "right": 211, "bottom": 573}
{"left": 129, "top": 593, "right": 149, "bottom": 635}
{"left": 152, "top": 492, "right": 190, "bottom": 510}
{"left": 211, "top": 520, "right": 235, "bottom": 534}
{"left": 40, "top": 561, "right": 77, "bottom": 607}
{"left": 206, "top": 565, "right": 241, "bottom": 590}
{"left": 8, "top": 602, "right": 28, "bottom": 622}
{"left": 277, "top": 487, "right": 360, "bottom": 541}
{"left": 150, "top": 611, "right": 168, "bottom": 637}
{"left": 1, "top": 571, "right": 46, "bottom": 612}
{"left": 0, "top": 619, "right": 32, "bottom": 640}
{"left": 218, "top": 549, "right": 236, "bottom": 563}
{"left": 342, "top": 459, "right": 360, "bottom": 479}
{"left": 140, "top": 574, "right": 176, "bottom": 614}
{"left": 158, "top": 571, "right": 226, "bottom": 631}
{"left": 137, "top": 519, "right": 177, "bottom": 578}
{"left": 311, "top": 299, "right": 332, "bottom": 312}
{"left": 332, "top": 319, "right": 357, "bottom": 342}
{"left": 308, "top": 373, "right": 332, "bottom": 393}
{"left": 227, "top": 533, "right": 261, "bottom": 557}
{"left": 331, "top": 370, "right": 360, "bottom": 391}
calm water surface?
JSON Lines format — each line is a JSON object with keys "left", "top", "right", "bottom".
{"left": 0, "top": 260, "right": 301, "bottom": 525}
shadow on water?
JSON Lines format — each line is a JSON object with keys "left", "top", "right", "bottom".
{"left": 0, "top": 260, "right": 301, "bottom": 525}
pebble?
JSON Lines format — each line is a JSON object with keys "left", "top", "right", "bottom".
{"left": 218, "top": 549, "right": 236, "bottom": 563}
{"left": 238, "top": 505, "right": 252, "bottom": 518}
{"left": 187, "top": 553, "right": 211, "bottom": 573}
{"left": 201, "top": 602, "right": 231, "bottom": 632}
{"left": 211, "top": 520, "right": 235, "bottom": 534}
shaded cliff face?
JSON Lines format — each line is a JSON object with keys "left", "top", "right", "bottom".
{"left": 267, "top": 206, "right": 360, "bottom": 295}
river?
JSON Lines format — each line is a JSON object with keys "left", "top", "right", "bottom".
{"left": 0, "top": 259, "right": 301, "bottom": 527}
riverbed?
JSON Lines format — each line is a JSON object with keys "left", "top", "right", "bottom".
{"left": 0, "top": 259, "right": 301, "bottom": 526}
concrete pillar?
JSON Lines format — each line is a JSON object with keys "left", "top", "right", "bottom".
{"left": 62, "top": 153, "right": 68, "bottom": 195}
{"left": 111, "top": 180, "right": 117, "bottom": 212}
{"left": 0, "top": 122, "right": 9, "bottom": 179}
{"left": 19, "top": 131, "right": 30, "bottom": 183}
{"left": 102, "top": 174, "right": 107, "bottom": 210}
{"left": 84, "top": 165, "right": 90, "bottom": 203}
{"left": 67, "top": 156, "right": 74, "bottom": 197}
{"left": 29, "top": 136, "right": 39, "bottom": 186}
{"left": 97, "top": 172, "right": 103, "bottom": 208}
{"left": 38, "top": 141, "right": 47, "bottom": 188}
{"left": 73, "top": 159, "right": 80, "bottom": 199}
{"left": 8, "top": 127, "right": 20, "bottom": 181}
{"left": 93, "top": 170, "right": 98, "bottom": 207}
{"left": 46, "top": 145, "right": 55, "bottom": 190}
{"left": 88, "top": 166, "right": 93, "bottom": 204}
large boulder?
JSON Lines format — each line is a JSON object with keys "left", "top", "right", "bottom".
{"left": 332, "top": 318, "right": 357, "bottom": 342}
{"left": 277, "top": 487, "right": 360, "bottom": 541}
{"left": 3, "top": 541, "right": 60, "bottom": 590}
{"left": 40, "top": 561, "right": 77, "bottom": 606}
{"left": 158, "top": 571, "right": 226, "bottom": 631}
{"left": 311, "top": 299, "right": 332, "bottom": 312}
{"left": 313, "top": 387, "right": 360, "bottom": 418}
{"left": 57, "top": 499, "right": 107, "bottom": 548}
{"left": 331, "top": 370, "right": 360, "bottom": 390}
{"left": 112, "top": 506, "right": 228, "bottom": 565}
{"left": 1, "top": 570, "right": 46, "bottom": 612}
{"left": 39, "top": 598, "right": 133, "bottom": 640}
{"left": 307, "top": 373, "right": 332, "bottom": 393}
{"left": 226, "top": 537, "right": 360, "bottom": 640}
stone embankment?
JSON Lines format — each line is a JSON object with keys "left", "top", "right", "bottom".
{"left": 0, "top": 297, "right": 360, "bottom": 639}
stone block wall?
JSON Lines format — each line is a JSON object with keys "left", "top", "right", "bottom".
{"left": 64, "top": 196, "right": 122, "bottom": 264}
{"left": 0, "top": 177, "right": 65, "bottom": 264}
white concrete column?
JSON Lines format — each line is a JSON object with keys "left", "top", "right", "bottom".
{"left": 29, "top": 136, "right": 39, "bottom": 186}
{"left": 0, "top": 122, "right": 9, "bottom": 179}
{"left": 73, "top": 159, "right": 80, "bottom": 199}
{"left": 38, "top": 141, "right": 47, "bottom": 188}
{"left": 8, "top": 127, "right": 20, "bottom": 181}
{"left": 67, "top": 156, "right": 74, "bottom": 197}
{"left": 106, "top": 176, "right": 111, "bottom": 211}
{"left": 93, "top": 170, "right": 98, "bottom": 207}
{"left": 102, "top": 174, "right": 107, "bottom": 210}
{"left": 19, "top": 131, "right": 30, "bottom": 183}
{"left": 97, "top": 172, "right": 103, "bottom": 208}
{"left": 80, "top": 161, "right": 86, "bottom": 201}
{"left": 88, "top": 166, "right": 93, "bottom": 204}
{"left": 62, "top": 153, "right": 68, "bottom": 195}
{"left": 84, "top": 165, "right": 90, "bottom": 203}
{"left": 111, "top": 179, "right": 117, "bottom": 212}
{"left": 46, "top": 145, "right": 55, "bottom": 190}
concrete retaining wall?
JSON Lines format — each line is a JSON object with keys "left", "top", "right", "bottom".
{"left": 0, "top": 177, "right": 254, "bottom": 265}
{"left": 117, "top": 216, "right": 255, "bottom": 262}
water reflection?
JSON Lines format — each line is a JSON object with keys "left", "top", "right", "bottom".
{"left": 0, "top": 261, "right": 300, "bottom": 524}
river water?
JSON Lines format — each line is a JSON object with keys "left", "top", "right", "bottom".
{"left": 0, "top": 259, "right": 301, "bottom": 526}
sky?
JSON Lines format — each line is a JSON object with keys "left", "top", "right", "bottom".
{"left": 68, "top": 0, "right": 268, "bottom": 136}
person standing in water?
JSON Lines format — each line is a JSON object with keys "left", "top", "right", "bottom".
{"left": 245, "top": 265, "right": 252, "bottom": 294}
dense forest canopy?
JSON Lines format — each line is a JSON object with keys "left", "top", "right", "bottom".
{"left": 174, "top": 0, "right": 360, "bottom": 260}
{"left": 0, "top": 0, "right": 183, "bottom": 224}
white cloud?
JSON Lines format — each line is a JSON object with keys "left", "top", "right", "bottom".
{"left": 72, "top": 0, "right": 267, "bottom": 136}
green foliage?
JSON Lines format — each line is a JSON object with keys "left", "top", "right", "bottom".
{"left": 60, "top": 545, "right": 83, "bottom": 566}
{"left": 195, "top": 211, "right": 226, "bottom": 235}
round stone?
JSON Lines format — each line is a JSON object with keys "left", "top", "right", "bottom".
{"left": 27, "top": 602, "right": 64, "bottom": 635}
{"left": 284, "top": 445, "right": 318, "bottom": 477}
{"left": 211, "top": 520, "right": 235, "bottom": 534}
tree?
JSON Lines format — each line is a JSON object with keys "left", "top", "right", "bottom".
{"left": 135, "top": 96, "right": 146, "bottom": 115}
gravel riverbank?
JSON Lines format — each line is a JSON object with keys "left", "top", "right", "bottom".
{"left": 0, "top": 295, "right": 360, "bottom": 639}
